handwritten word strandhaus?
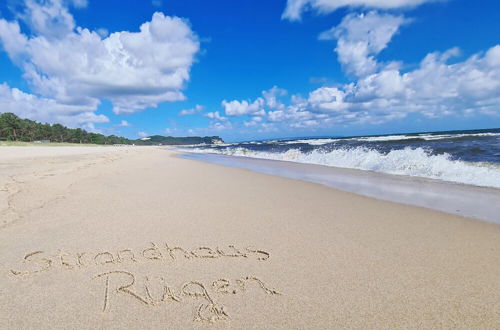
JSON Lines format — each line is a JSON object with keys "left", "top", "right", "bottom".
{"left": 10, "top": 243, "right": 270, "bottom": 276}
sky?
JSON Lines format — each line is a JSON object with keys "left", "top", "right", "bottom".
{"left": 0, "top": 0, "right": 499, "bottom": 142}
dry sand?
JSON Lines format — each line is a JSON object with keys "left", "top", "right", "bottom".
{"left": 0, "top": 146, "right": 499, "bottom": 329}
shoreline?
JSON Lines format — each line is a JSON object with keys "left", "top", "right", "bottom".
{"left": 180, "top": 151, "right": 500, "bottom": 224}
{"left": 1, "top": 146, "right": 499, "bottom": 328}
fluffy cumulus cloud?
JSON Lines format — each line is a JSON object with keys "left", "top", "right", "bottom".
{"left": 0, "top": 83, "right": 108, "bottom": 131}
{"left": 262, "top": 86, "right": 287, "bottom": 109}
{"left": 221, "top": 12, "right": 500, "bottom": 132}
{"left": 204, "top": 111, "right": 232, "bottom": 130}
{"left": 204, "top": 111, "right": 226, "bottom": 120}
{"left": 243, "top": 116, "right": 263, "bottom": 127}
{"left": 221, "top": 86, "right": 286, "bottom": 118}
{"left": 0, "top": 0, "right": 199, "bottom": 127}
{"left": 319, "top": 12, "right": 407, "bottom": 77}
{"left": 219, "top": 86, "right": 308, "bottom": 131}
{"left": 221, "top": 98, "right": 265, "bottom": 116}
{"left": 179, "top": 104, "right": 204, "bottom": 116}
{"left": 299, "top": 13, "right": 500, "bottom": 124}
{"left": 282, "top": 0, "right": 437, "bottom": 20}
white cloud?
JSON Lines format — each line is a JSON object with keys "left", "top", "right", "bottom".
{"left": 233, "top": 12, "right": 500, "bottom": 132}
{"left": 209, "top": 121, "right": 232, "bottom": 131}
{"left": 282, "top": 0, "right": 438, "bottom": 21}
{"left": 302, "top": 13, "right": 500, "bottom": 123}
{"left": 243, "top": 116, "right": 263, "bottom": 127}
{"left": 320, "top": 11, "right": 407, "bottom": 78}
{"left": 262, "top": 86, "right": 287, "bottom": 109}
{"left": 308, "top": 86, "right": 348, "bottom": 112}
{"left": 119, "top": 120, "right": 131, "bottom": 127}
{"left": 0, "top": 82, "right": 108, "bottom": 129}
{"left": 179, "top": 104, "right": 204, "bottom": 116}
{"left": 204, "top": 111, "right": 227, "bottom": 121}
{"left": 20, "top": 0, "right": 76, "bottom": 39}
{"left": 257, "top": 122, "right": 278, "bottom": 133}
{"left": 279, "top": 44, "right": 500, "bottom": 128}
{"left": 70, "top": 0, "right": 88, "bottom": 8}
{"left": 138, "top": 131, "right": 149, "bottom": 138}
{"left": 221, "top": 98, "right": 265, "bottom": 116}
{"left": 204, "top": 111, "right": 232, "bottom": 130}
{"left": 0, "top": 0, "right": 200, "bottom": 127}
{"left": 164, "top": 127, "right": 180, "bottom": 135}
{"left": 221, "top": 86, "right": 288, "bottom": 117}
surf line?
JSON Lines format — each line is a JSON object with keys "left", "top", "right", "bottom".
{"left": 10, "top": 243, "right": 270, "bottom": 276}
{"left": 93, "top": 271, "right": 282, "bottom": 323}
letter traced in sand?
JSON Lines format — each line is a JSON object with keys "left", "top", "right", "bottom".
{"left": 165, "top": 244, "right": 193, "bottom": 260}
{"left": 10, "top": 251, "right": 52, "bottom": 276}
{"left": 160, "top": 278, "right": 181, "bottom": 303}
{"left": 212, "top": 279, "right": 236, "bottom": 295}
{"left": 236, "top": 276, "right": 282, "bottom": 295}
{"left": 94, "top": 271, "right": 150, "bottom": 311}
{"left": 117, "top": 249, "right": 137, "bottom": 263}
{"left": 94, "top": 252, "right": 116, "bottom": 265}
{"left": 216, "top": 245, "right": 248, "bottom": 258}
{"left": 245, "top": 247, "right": 270, "bottom": 261}
{"left": 142, "top": 243, "right": 163, "bottom": 260}
{"left": 190, "top": 247, "right": 219, "bottom": 258}
{"left": 57, "top": 250, "right": 78, "bottom": 269}
{"left": 77, "top": 252, "right": 87, "bottom": 267}
{"left": 93, "top": 271, "right": 282, "bottom": 322}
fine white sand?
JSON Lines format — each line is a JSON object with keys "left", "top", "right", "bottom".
{"left": 1, "top": 146, "right": 499, "bottom": 329}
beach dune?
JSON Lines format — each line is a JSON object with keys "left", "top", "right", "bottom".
{"left": 1, "top": 146, "right": 499, "bottom": 329}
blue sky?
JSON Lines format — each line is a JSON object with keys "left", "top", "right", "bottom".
{"left": 0, "top": 0, "right": 499, "bottom": 141}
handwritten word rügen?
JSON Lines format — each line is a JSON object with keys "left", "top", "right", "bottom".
{"left": 94, "top": 271, "right": 281, "bottom": 322}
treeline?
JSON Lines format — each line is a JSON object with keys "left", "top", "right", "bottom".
{"left": 0, "top": 112, "right": 132, "bottom": 144}
{"left": 0, "top": 113, "right": 224, "bottom": 145}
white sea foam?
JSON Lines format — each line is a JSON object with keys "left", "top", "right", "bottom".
{"left": 186, "top": 146, "right": 500, "bottom": 188}
{"left": 257, "top": 132, "right": 500, "bottom": 146}
{"left": 281, "top": 138, "right": 342, "bottom": 145}
{"left": 347, "top": 132, "right": 500, "bottom": 142}
{"left": 416, "top": 132, "right": 500, "bottom": 141}
{"left": 353, "top": 135, "right": 418, "bottom": 142}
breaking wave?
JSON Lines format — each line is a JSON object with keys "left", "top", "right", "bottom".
{"left": 186, "top": 146, "right": 500, "bottom": 188}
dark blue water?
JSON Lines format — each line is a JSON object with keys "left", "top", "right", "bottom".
{"left": 181, "top": 128, "right": 500, "bottom": 188}
{"left": 195, "top": 128, "right": 500, "bottom": 164}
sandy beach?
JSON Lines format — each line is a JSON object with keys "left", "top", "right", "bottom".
{"left": 1, "top": 146, "right": 499, "bottom": 329}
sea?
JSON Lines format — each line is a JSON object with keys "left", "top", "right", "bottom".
{"left": 181, "top": 128, "right": 500, "bottom": 189}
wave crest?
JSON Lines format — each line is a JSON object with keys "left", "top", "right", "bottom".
{"left": 187, "top": 146, "right": 500, "bottom": 188}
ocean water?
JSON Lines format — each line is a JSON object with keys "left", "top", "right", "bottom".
{"left": 181, "top": 128, "right": 500, "bottom": 189}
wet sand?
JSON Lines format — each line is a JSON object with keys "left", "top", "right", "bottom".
{"left": 181, "top": 152, "right": 500, "bottom": 224}
{"left": 1, "top": 146, "right": 499, "bottom": 329}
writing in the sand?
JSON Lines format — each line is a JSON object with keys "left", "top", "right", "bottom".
{"left": 8, "top": 243, "right": 280, "bottom": 323}
{"left": 94, "top": 271, "right": 281, "bottom": 323}
{"left": 10, "top": 243, "right": 269, "bottom": 276}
